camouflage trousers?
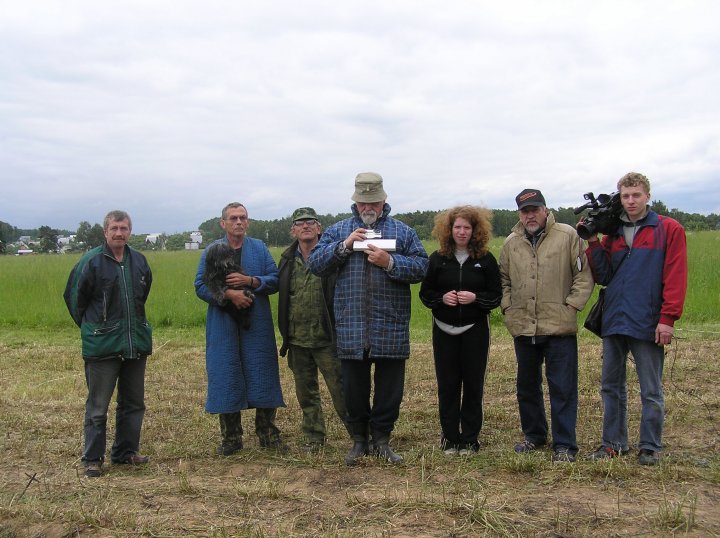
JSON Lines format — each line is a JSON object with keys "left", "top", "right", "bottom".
{"left": 219, "top": 408, "right": 281, "bottom": 446}
{"left": 288, "top": 344, "right": 349, "bottom": 443}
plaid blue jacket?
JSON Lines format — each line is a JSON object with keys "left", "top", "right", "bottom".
{"left": 308, "top": 204, "right": 428, "bottom": 360}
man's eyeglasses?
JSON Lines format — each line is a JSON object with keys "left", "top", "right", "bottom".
{"left": 293, "top": 219, "right": 318, "bottom": 227}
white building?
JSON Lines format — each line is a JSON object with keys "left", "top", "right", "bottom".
{"left": 58, "top": 235, "right": 76, "bottom": 246}
{"left": 185, "top": 231, "right": 203, "bottom": 250}
{"left": 145, "top": 233, "right": 162, "bottom": 245}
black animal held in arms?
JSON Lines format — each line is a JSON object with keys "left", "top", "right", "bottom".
{"left": 203, "top": 242, "right": 255, "bottom": 330}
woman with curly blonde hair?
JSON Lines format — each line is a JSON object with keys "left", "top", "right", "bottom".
{"left": 419, "top": 206, "right": 502, "bottom": 455}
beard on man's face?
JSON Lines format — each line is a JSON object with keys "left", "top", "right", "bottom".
{"left": 361, "top": 210, "right": 377, "bottom": 227}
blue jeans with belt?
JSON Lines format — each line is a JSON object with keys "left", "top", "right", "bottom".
{"left": 83, "top": 357, "right": 147, "bottom": 463}
{"left": 514, "top": 335, "right": 578, "bottom": 452}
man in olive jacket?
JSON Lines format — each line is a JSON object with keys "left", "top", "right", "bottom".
{"left": 500, "top": 189, "right": 593, "bottom": 462}
{"left": 64, "top": 210, "right": 153, "bottom": 477}
{"left": 277, "top": 207, "right": 347, "bottom": 452}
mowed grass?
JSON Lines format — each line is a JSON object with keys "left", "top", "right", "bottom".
{"left": 0, "top": 231, "right": 719, "bottom": 536}
{"left": 1, "top": 328, "right": 718, "bottom": 536}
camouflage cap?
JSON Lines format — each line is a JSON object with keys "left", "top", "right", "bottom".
{"left": 291, "top": 207, "right": 319, "bottom": 222}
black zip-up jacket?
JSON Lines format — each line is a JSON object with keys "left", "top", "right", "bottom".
{"left": 64, "top": 243, "right": 152, "bottom": 360}
{"left": 419, "top": 250, "right": 502, "bottom": 327}
{"left": 277, "top": 239, "right": 336, "bottom": 357}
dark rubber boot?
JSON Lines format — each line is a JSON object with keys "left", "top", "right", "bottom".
{"left": 344, "top": 439, "right": 369, "bottom": 466}
{"left": 345, "top": 424, "right": 369, "bottom": 466}
{"left": 373, "top": 433, "right": 403, "bottom": 464}
{"left": 218, "top": 412, "right": 244, "bottom": 456}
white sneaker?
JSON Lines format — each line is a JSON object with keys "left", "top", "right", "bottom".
{"left": 443, "top": 447, "right": 459, "bottom": 456}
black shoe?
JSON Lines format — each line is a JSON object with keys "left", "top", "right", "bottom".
{"left": 637, "top": 449, "right": 659, "bottom": 466}
{"left": 586, "top": 445, "right": 630, "bottom": 461}
{"left": 551, "top": 447, "right": 576, "bottom": 463}
{"left": 260, "top": 438, "right": 289, "bottom": 453}
{"left": 345, "top": 440, "right": 369, "bottom": 466}
{"left": 458, "top": 441, "right": 480, "bottom": 456}
{"left": 84, "top": 461, "right": 103, "bottom": 477}
{"left": 117, "top": 454, "right": 150, "bottom": 465}
{"left": 216, "top": 441, "right": 243, "bottom": 456}
{"left": 514, "top": 439, "right": 543, "bottom": 453}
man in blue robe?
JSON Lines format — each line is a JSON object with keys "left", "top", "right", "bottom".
{"left": 195, "top": 202, "right": 285, "bottom": 455}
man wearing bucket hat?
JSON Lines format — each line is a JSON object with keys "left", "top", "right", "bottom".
{"left": 278, "top": 207, "right": 349, "bottom": 453}
{"left": 499, "top": 189, "right": 593, "bottom": 462}
{"left": 308, "top": 173, "right": 429, "bottom": 465}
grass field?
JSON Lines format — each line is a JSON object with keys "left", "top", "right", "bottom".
{"left": 0, "top": 232, "right": 719, "bottom": 536}
{"left": 1, "top": 232, "right": 719, "bottom": 331}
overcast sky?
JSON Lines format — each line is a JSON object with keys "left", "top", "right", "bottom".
{"left": 2, "top": 1, "right": 719, "bottom": 234}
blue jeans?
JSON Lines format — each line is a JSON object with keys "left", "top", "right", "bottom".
{"left": 83, "top": 357, "right": 146, "bottom": 463}
{"left": 601, "top": 335, "right": 665, "bottom": 452}
{"left": 514, "top": 335, "right": 578, "bottom": 452}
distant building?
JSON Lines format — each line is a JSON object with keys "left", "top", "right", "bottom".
{"left": 145, "top": 233, "right": 162, "bottom": 245}
{"left": 185, "top": 231, "right": 202, "bottom": 250}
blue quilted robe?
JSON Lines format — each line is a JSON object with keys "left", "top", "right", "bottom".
{"left": 194, "top": 237, "right": 285, "bottom": 413}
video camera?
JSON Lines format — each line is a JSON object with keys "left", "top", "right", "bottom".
{"left": 574, "top": 192, "right": 622, "bottom": 240}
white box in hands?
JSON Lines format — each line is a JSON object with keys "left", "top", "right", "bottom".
{"left": 353, "top": 239, "right": 397, "bottom": 252}
{"left": 352, "top": 229, "right": 396, "bottom": 251}
{"left": 353, "top": 230, "right": 396, "bottom": 252}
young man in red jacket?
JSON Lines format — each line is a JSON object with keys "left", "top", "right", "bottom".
{"left": 584, "top": 172, "right": 688, "bottom": 465}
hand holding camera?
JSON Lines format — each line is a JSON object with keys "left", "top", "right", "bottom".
{"left": 574, "top": 192, "right": 623, "bottom": 240}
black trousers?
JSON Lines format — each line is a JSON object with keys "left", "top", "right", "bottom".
{"left": 432, "top": 319, "right": 490, "bottom": 447}
{"left": 341, "top": 354, "right": 406, "bottom": 437}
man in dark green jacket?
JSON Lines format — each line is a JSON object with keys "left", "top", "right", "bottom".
{"left": 278, "top": 207, "right": 347, "bottom": 452}
{"left": 64, "top": 210, "right": 152, "bottom": 477}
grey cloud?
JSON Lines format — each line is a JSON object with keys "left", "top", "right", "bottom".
{"left": 1, "top": 1, "right": 719, "bottom": 232}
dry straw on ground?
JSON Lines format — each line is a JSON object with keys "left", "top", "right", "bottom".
{"left": 1, "top": 328, "right": 719, "bottom": 537}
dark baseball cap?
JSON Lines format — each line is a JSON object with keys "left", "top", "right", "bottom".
{"left": 515, "top": 188, "right": 546, "bottom": 209}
